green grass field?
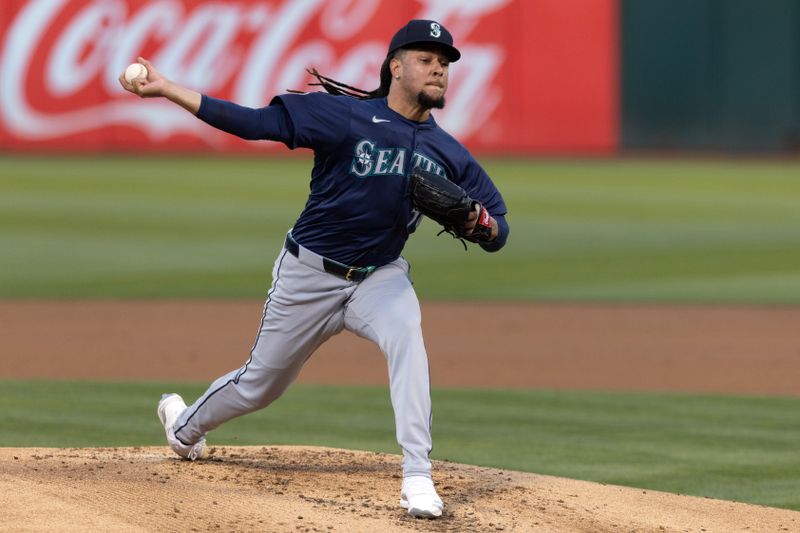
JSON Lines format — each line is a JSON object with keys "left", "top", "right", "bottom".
{"left": 2, "top": 155, "right": 800, "bottom": 301}
{"left": 2, "top": 155, "right": 800, "bottom": 512}
{"left": 2, "top": 381, "right": 799, "bottom": 511}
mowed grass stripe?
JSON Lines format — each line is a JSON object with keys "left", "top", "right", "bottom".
{"left": 2, "top": 155, "right": 799, "bottom": 301}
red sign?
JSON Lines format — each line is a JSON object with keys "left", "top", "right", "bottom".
{"left": 0, "top": 0, "right": 617, "bottom": 154}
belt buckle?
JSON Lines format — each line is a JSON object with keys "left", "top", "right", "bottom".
{"left": 345, "top": 267, "right": 358, "bottom": 282}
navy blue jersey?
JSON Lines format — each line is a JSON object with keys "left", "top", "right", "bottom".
{"left": 272, "top": 93, "right": 506, "bottom": 266}
{"left": 197, "top": 92, "right": 508, "bottom": 267}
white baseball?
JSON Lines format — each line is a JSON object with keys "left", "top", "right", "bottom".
{"left": 124, "top": 63, "right": 148, "bottom": 83}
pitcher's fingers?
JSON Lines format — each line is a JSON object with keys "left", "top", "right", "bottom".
{"left": 131, "top": 77, "right": 148, "bottom": 95}
{"left": 138, "top": 57, "right": 156, "bottom": 77}
{"left": 118, "top": 73, "right": 134, "bottom": 92}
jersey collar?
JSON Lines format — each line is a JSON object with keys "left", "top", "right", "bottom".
{"left": 380, "top": 98, "right": 437, "bottom": 129}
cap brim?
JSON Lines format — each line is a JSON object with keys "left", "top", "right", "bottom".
{"left": 394, "top": 41, "right": 461, "bottom": 62}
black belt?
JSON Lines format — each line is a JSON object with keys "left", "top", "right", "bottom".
{"left": 284, "top": 234, "right": 376, "bottom": 282}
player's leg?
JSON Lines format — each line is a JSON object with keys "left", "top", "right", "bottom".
{"left": 166, "top": 248, "right": 352, "bottom": 448}
{"left": 343, "top": 257, "right": 443, "bottom": 517}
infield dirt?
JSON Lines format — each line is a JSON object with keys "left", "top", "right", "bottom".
{"left": 4, "top": 300, "right": 800, "bottom": 394}
{"left": 3, "top": 300, "right": 800, "bottom": 531}
{"left": 3, "top": 446, "right": 799, "bottom": 533}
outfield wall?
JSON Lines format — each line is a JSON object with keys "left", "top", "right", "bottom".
{"left": 3, "top": 1, "right": 798, "bottom": 155}
{"left": 622, "top": 0, "right": 800, "bottom": 153}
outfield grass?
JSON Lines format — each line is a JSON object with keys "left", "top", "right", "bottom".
{"left": 1, "top": 380, "right": 798, "bottom": 511}
{"left": 2, "top": 155, "right": 799, "bottom": 302}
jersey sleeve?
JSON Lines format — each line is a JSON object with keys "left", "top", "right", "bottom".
{"left": 457, "top": 154, "right": 507, "bottom": 217}
{"left": 454, "top": 152, "right": 509, "bottom": 252}
{"left": 196, "top": 95, "right": 294, "bottom": 143}
{"left": 479, "top": 213, "right": 509, "bottom": 252}
{"left": 269, "top": 92, "right": 352, "bottom": 151}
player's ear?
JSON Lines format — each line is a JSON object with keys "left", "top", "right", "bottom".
{"left": 390, "top": 53, "right": 403, "bottom": 80}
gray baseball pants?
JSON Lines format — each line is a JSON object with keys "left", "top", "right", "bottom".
{"left": 172, "top": 235, "right": 434, "bottom": 477}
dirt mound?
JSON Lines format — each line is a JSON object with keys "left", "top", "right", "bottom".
{"left": 2, "top": 447, "right": 797, "bottom": 533}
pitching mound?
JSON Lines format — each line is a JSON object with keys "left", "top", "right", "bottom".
{"left": 2, "top": 447, "right": 797, "bottom": 532}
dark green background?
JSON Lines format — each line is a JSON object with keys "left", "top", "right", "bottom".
{"left": 622, "top": 0, "right": 800, "bottom": 152}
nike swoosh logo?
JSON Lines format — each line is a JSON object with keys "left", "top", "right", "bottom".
{"left": 372, "top": 116, "right": 391, "bottom": 123}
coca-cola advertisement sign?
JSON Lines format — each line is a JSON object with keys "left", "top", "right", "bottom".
{"left": 0, "top": 0, "right": 618, "bottom": 154}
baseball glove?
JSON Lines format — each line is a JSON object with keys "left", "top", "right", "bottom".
{"left": 408, "top": 167, "right": 493, "bottom": 247}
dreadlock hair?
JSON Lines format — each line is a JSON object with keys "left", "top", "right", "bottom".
{"left": 289, "top": 54, "right": 395, "bottom": 100}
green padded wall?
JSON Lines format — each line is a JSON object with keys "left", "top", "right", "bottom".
{"left": 622, "top": 0, "right": 800, "bottom": 152}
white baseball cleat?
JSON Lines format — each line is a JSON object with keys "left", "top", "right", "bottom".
{"left": 399, "top": 475, "right": 444, "bottom": 518}
{"left": 156, "top": 393, "right": 208, "bottom": 461}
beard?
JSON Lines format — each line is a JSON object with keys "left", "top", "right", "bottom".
{"left": 417, "top": 90, "right": 445, "bottom": 110}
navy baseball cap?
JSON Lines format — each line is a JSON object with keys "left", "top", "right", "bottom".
{"left": 387, "top": 19, "right": 461, "bottom": 62}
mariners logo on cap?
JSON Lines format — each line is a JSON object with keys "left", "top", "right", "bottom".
{"left": 387, "top": 19, "right": 461, "bottom": 61}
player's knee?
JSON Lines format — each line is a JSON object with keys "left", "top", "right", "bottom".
{"left": 243, "top": 382, "right": 289, "bottom": 411}
{"left": 233, "top": 365, "right": 296, "bottom": 410}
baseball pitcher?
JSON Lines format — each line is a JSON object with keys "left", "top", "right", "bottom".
{"left": 119, "top": 19, "right": 509, "bottom": 519}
